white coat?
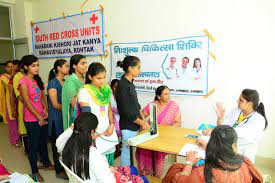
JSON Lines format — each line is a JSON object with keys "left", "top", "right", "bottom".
{"left": 56, "top": 128, "right": 116, "bottom": 183}
{"left": 223, "top": 108, "right": 265, "bottom": 163}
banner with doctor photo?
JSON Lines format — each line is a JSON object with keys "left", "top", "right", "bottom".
{"left": 110, "top": 35, "right": 209, "bottom": 96}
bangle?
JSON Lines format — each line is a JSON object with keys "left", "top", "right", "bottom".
{"left": 185, "top": 161, "right": 193, "bottom": 166}
{"left": 180, "top": 171, "right": 191, "bottom": 175}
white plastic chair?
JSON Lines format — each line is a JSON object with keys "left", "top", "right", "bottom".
{"left": 59, "top": 160, "right": 85, "bottom": 183}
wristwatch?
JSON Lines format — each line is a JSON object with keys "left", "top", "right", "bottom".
{"left": 185, "top": 161, "right": 193, "bottom": 165}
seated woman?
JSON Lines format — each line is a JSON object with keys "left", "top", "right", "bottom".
{"left": 136, "top": 85, "right": 181, "bottom": 178}
{"left": 202, "top": 89, "right": 268, "bottom": 163}
{"left": 0, "top": 158, "right": 9, "bottom": 181}
{"left": 56, "top": 112, "right": 148, "bottom": 183}
{"left": 0, "top": 160, "right": 34, "bottom": 183}
{"left": 163, "top": 125, "right": 263, "bottom": 183}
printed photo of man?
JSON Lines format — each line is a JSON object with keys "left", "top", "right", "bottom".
{"left": 165, "top": 57, "right": 179, "bottom": 79}
{"left": 181, "top": 57, "right": 190, "bottom": 76}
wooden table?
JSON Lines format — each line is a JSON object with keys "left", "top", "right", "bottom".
{"left": 130, "top": 125, "right": 199, "bottom": 175}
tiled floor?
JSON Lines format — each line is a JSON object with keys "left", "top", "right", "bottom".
{"left": 0, "top": 123, "right": 274, "bottom": 183}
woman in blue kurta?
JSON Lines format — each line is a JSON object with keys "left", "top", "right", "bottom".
{"left": 47, "top": 59, "right": 69, "bottom": 179}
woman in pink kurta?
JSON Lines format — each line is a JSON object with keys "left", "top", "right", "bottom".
{"left": 136, "top": 85, "right": 181, "bottom": 178}
{"left": 110, "top": 79, "right": 121, "bottom": 137}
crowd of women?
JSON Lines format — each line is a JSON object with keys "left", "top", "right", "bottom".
{"left": 0, "top": 54, "right": 267, "bottom": 182}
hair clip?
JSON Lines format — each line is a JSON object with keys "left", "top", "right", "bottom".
{"left": 220, "top": 132, "right": 226, "bottom": 138}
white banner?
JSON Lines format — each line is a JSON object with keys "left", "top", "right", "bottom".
{"left": 110, "top": 36, "right": 209, "bottom": 96}
{"left": 32, "top": 10, "right": 104, "bottom": 58}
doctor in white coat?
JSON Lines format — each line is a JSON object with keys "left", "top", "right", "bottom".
{"left": 202, "top": 89, "right": 268, "bottom": 163}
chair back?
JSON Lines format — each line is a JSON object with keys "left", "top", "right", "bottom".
{"left": 59, "top": 160, "right": 85, "bottom": 183}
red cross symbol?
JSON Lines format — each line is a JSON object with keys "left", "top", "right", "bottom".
{"left": 34, "top": 26, "right": 39, "bottom": 34}
{"left": 90, "top": 13, "right": 98, "bottom": 24}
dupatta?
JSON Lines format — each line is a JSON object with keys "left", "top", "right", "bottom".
{"left": 62, "top": 73, "right": 84, "bottom": 129}
{"left": 82, "top": 84, "right": 111, "bottom": 106}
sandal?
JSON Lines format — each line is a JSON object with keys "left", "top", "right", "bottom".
{"left": 30, "top": 173, "right": 44, "bottom": 182}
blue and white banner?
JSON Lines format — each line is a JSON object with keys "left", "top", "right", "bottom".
{"left": 32, "top": 10, "right": 104, "bottom": 58}
{"left": 110, "top": 36, "right": 209, "bottom": 96}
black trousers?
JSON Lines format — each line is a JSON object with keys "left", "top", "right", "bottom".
{"left": 51, "top": 122, "right": 64, "bottom": 174}
{"left": 24, "top": 122, "right": 50, "bottom": 173}
{"left": 22, "top": 135, "right": 29, "bottom": 154}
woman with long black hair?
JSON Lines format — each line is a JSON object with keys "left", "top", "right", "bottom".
{"left": 163, "top": 125, "right": 263, "bottom": 183}
{"left": 62, "top": 54, "right": 87, "bottom": 130}
{"left": 19, "top": 55, "right": 53, "bottom": 182}
{"left": 116, "top": 56, "right": 150, "bottom": 166}
{"left": 56, "top": 112, "right": 148, "bottom": 182}
{"left": 47, "top": 59, "right": 69, "bottom": 179}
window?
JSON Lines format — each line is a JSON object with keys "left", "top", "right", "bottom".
{"left": 0, "top": 5, "right": 14, "bottom": 64}
{"left": 0, "top": 6, "right": 12, "bottom": 38}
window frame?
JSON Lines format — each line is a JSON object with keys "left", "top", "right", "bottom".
{"left": 0, "top": 2, "right": 15, "bottom": 60}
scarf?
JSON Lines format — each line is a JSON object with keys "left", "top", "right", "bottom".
{"left": 62, "top": 73, "right": 84, "bottom": 129}
{"left": 83, "top": 84, "right": 111, "bottom": 106}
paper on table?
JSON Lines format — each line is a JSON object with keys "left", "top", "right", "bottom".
{"left": 179, "top": 143, "right": 205, "bottom": 159}
{"left": 0, "top": 172, "right": 29, "bottom": 183}
{"left": 197, "top": 130, "right": 210, "bottom": 142}
{"left": 197, "top": 130, "right": 203, "bottom": 135}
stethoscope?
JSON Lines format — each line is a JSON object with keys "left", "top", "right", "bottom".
{"left": 232, "top": 110, "right": 256, "bottom": 128}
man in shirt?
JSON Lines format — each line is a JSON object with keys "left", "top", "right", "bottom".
{"left": 180, "top": 57, "right": 191, "bottom": 78}
{"left": 165, "top": 57, "right": 179, "bottom": 79}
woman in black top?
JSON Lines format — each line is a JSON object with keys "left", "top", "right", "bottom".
{"left": 116, "top": 56, "right": 150, "bottom": 166}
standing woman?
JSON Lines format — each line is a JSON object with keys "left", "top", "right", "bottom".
{"left": 13, "top": 61, "right": 28, "bottom": 153}
{"left": 110, "top": 79, "right": 121, "bottom": 138}
{"left": 116, "top": 56, "right": 150, "bottom": 166}
{"left": 110, "top": 79, "right": 122, "bottom": 158}
{"left": 78, "top": 62, "right": 118, "bottom": 165}
{"left": 47, "top": 59, "right": 69, "bottom": 179}
{"left": 0, "top": 61, "right": 20, "bottom": 147}
{"left": 19, "top": 55, "right": 53, "bottom": 182}
{"left": 62, "top": 54, "right": 87, "bottom": 130}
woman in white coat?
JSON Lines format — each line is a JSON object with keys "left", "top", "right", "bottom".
{"left": 56, "top": 112, "right": 148, "bottom": 183}
{"left": 202, "top": 89, "right": 268, "bottom": 163}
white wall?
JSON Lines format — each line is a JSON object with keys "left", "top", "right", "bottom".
{"left": 10, "top": 0, "right": 275, "bottom": 158}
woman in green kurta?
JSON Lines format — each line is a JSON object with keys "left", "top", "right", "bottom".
{"left": 62, "top": 54, "right": 87, "bottom": 130}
